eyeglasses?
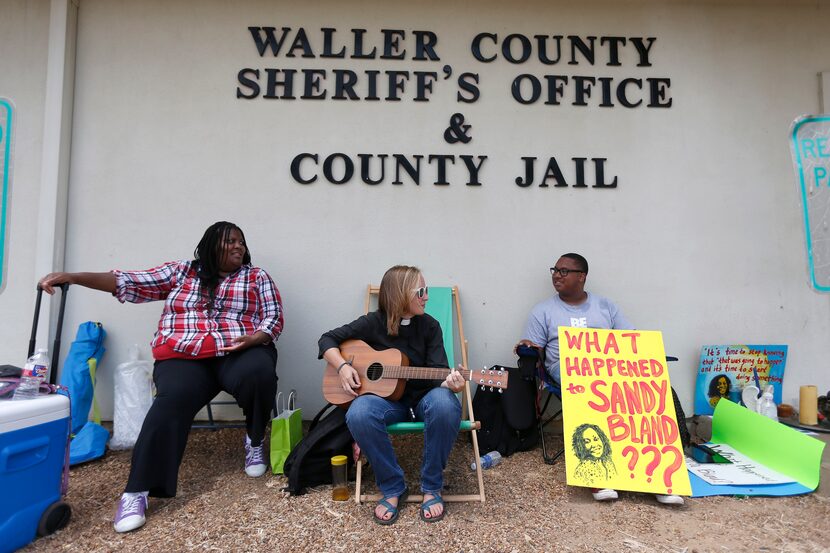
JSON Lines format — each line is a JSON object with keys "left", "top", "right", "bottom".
{"left": 550, "top": 267, "right": 585, "bottom": 277}
{"left": 413, "top": 286, "right": 428, "bottom": 299}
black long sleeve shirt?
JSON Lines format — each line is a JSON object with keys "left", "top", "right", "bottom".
{"left": 318, "top": 310, "right": 448, "bottom": 407}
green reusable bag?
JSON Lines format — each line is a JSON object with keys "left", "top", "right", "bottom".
{"left": 270, "top": 390, "right": 302, "bottom": 474}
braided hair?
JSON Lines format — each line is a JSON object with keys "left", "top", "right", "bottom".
{"left": 193, "top": 221, "right": 251, "bottom": 312}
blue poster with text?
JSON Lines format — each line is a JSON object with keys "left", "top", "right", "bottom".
{"left": 694, "top": 344, "right": 788, "bottom": 416}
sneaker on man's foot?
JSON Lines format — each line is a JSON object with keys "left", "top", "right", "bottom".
{"left": 113, "top": 492, "right": 148, "bottom": 533}
{"left": 655, "top": 494, "right": 685, "bottom": 506}
{"left": 591, "top": 488, "right": 618, "bottom": 501}
{"left": 245, "top": 434, "right": 267, "bottom": 477}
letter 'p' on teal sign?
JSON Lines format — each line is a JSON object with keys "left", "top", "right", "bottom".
{"left": 790, "top": 115, "right": 830, "bottom": 292}
{"left": 0, "top": 98, "right": 13, "bottom": 291}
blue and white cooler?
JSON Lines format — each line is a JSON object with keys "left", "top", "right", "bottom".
{"left": 0, "top": 394, "right": 72, "bottom": 553}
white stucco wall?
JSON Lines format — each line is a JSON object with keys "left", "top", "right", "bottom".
{"left": 3, "top": 0, "right": 829, "bottom": 419}
{"left": 0, "top": 1, "right": 51, "bottom": 359}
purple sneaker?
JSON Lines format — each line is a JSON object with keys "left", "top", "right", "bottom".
{"left": 113, "top": 492, "right": 148, "bottom": 533}
{"left": 245, "top": 435, "right": 267, "bottom": 477}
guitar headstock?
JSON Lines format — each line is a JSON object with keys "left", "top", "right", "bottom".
{"left": 471, "top": 366, "right": 509, "bottom": 392}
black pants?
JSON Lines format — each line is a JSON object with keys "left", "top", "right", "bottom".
{"left": 124, "top": 345, "right": 278, "bottom": 497}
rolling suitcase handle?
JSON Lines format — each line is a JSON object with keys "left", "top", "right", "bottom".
{"left": 29, "top": 283, "right": 69, "bottom": 385}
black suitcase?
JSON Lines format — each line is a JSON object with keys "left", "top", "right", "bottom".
{"left": 31, "top": 283, "right": 70, "bottom": 385}
{"left": 0, "top": 284, "right": 69, "bottom": 398}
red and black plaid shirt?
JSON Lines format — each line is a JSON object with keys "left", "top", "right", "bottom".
{"left": 113, "top": 260, "right": 284, "bottom": 356}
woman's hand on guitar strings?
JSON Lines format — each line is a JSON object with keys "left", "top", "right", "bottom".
{"left": 339, "top": 364, "right": 361, "bottom": 397}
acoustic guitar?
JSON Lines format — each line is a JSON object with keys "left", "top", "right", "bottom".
{"left": 322, "top": 339, "right": 509, "bottom": 408}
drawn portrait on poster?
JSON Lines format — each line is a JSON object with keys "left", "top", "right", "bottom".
{"left": 572, "top": 423, "right": 617, "bottom": 485}
{"left": 559, "top": 327, "right": 691, "bottom": 496}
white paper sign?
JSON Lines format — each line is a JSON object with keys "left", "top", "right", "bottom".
{"left": 686, "top": 443, "right": 795, "bottom": 486}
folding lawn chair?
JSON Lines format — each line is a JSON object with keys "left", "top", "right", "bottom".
{"left": 517, "top": 345, "right": 564, "bottom": 465}
{"left": 192, "top": 396, "right": 247, "bottom": 430}
{"left": 193, "top": 392, "right": 279, "bottom": 431}
{"left": 537, "top": 375, "right": 565, "bottom": 464}
{"left": 354, "top": 285, "right": 486, "bottom": 503}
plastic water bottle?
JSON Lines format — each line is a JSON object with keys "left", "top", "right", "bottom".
{"left": 471, "top": 451, "right": 502, "bottom": 470}
{"left": 13, "top": 348, "right": 50, "bottom": 401}
{"left": 758, "top": 385, "right": 778, "bottom": 421}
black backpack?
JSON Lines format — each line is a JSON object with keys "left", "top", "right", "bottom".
{"left": 283, "top": 402, "right": 354, "bottom": 496}
{"left": 472, "top": 361, "right": 539, "bottom": 457}
{"left": 671, "top": 385, "right": 691, "bottom": 451}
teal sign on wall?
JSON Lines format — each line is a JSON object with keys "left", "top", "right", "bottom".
{"left": 0, "top": 98, "right": 13, "bottom": 291}
{"left": 790, "top": 115, "right": 830, "bottom": 292}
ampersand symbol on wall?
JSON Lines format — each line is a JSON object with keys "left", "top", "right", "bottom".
{"left": 443, "top": 113, "right": 472, "bottom": 144}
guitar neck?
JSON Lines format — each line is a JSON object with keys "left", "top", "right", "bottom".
{"left": 324, "top": 341, "right": 509, "bottom": 406}
{"left": 380, "top": 366, "right": 469, "bottom": 381}
{"left": 378, "top": 365, "right": 508, "bottom": 391}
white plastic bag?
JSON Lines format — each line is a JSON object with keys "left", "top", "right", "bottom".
{"left": 109, "top": 344, "right": 154, "bottom": 450}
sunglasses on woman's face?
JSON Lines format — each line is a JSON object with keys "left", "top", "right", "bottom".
{"left": 413, "top": 286, "right": 428, "bottom": 299}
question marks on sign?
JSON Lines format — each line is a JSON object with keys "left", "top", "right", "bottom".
{"left": 615, "top": 444, "right": 683, "bottom": 493}
{"left": 641, "top": 445, "right": 661, "bottom": 483}
{"left": 660, "top": 445, "right": 683, "bottom": 494}
{"left": 621, "top": 446, "right": 638, "bottom": 479}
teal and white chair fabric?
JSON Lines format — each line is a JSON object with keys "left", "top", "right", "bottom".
{"left": 354, "top": 285, "right": 486, "bottom": 504}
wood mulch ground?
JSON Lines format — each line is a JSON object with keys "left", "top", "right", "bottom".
{"left": 22, "top": 428, "right": 830, "bottom": 553}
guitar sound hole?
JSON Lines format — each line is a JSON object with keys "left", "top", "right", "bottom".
{"left": 366, "top": 363, "right": 384, "bottom": 381}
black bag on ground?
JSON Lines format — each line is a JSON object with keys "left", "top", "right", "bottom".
{"left": 472, "top": 362, "right": 539, "bottom": 457}
{"left": 671, "top": 386, "right": 691, "bottom": 451}
{"left": 283, "top": 402, "right": 353, "bottom": 496}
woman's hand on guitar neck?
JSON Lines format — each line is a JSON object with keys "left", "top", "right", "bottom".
{"left": 442, "top": 366, "right": 466, "bottom": 393}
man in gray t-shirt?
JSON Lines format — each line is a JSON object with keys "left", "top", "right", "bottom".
{"left": 516, "top": 253, "right": 684, "bottom": 506}
{"left": 518, "top": 253, "right": 632, "bottom": 382}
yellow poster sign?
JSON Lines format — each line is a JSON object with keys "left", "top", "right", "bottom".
{"left": 559, "top": 327, "right": 691, "bottom": 496}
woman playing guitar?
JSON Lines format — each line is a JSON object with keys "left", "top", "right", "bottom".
{"left": 318, "top": 265, "right": 465, "bottom": 525}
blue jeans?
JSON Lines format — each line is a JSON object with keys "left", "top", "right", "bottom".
{"left": 346, "top": 387, "right": 462, "bottom": 497}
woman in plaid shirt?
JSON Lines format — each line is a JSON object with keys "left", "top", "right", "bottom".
{"left": 39, "top": 221, "right": 284, "bottom": 533}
